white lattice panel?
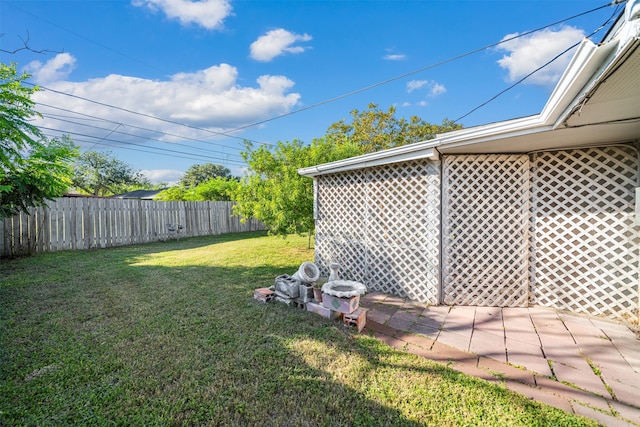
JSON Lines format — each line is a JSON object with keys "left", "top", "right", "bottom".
{"left": 315, "top": 160, "right": 440, "bottom": 303}
{"left": 442, "top": 154, "right": 531, "bottom": 307}
{"left": 531, "top": 146, "right": 639, "bottom": 322}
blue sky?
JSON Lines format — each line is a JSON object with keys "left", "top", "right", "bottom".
{"left": 0, "top": 0, "right": 623, "bottom": 184}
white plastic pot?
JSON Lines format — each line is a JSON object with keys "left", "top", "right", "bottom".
{"left": 291, "top": 261, "right": 320, "bottom": 283}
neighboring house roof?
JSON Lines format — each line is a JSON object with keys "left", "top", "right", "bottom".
{"left": 111, "top": 189, "right": 167, "bottom": 199}
{"left": 299, "top": 3, "right": 640, "bottom": 177}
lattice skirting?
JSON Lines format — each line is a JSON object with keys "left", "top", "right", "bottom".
{"left": 531, "top": 146, "right": 639, "bottom": 322}
{"left": 315, "top": 160, "right": 441, "bottom": 304}
{"left": 441, "top": 154, "right": 531, "bottom": 307}
{"left": 313, "top": 145, "right": 639, "bottom": 323}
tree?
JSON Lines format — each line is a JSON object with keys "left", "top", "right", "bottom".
{"left": 157, "top": 177, "right": 239, "bottom": 201}
{"left": 326, "top": 103, "right": 462, "bottom": 153}
{"left": 235, "top": 104, "right": 463, "bottom": 241}
{"left": 71, "top": 150, "right": 149, "bottom": 197}
{"left": 1, "top": 62, "right": 77, "bottom": 218}
{"left": 234, "top": 138, "right": 361, "bottom": 242}
{"left": 179, "top": 163, "right": 231, "bottom": 188}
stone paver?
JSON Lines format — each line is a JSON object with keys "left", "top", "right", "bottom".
{"left": 470, "top": 329, "right": 506, "bottom": 363}
{"left": 360, "top": 292, "right": 640, "bottom": 426}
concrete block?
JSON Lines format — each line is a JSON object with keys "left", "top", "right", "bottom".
{"left": 307, "top": 301, "right": 341, "bottom": 320}
{"left": 322, "top": 293, "right": 360, "bottom": 314}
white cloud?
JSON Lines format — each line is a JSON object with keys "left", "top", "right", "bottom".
{"left": 31, "top": 61, "right": 301, "bottom": 147}
{"left": 133, "top": 0, "right": 232, "bottom": 30}
{"left": 25, "top": 53, "right": 76, "bottom": 84}
{"left": 430, "top": 82, "right": 446, "bottom": 97}
{"left": 250, "top": 29, "right": 312, "bottom": 62}
{"left": 141, "top": 169, "right": 184, "bottom": 185}
{"left": 383, "top": 54, "right": 406, "bottom": 61}
{"left": 406, "top": 79, "right": 446, "bottom": 97}
{"left": 407, "top": 80, "right": 428, "bottom": 93}
{"left": 496, "top": 26, "right": 586, "bottom": 87}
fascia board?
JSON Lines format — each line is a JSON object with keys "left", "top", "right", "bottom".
{"left": 298, "top": 145, "right": 438, "bottom": 177}
{"left": 556, "top": 36, "right": 637, "bottom": 129}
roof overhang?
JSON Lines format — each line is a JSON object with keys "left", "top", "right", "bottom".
{"left": 299, "top": 5, "right": 640, "bottom": 178}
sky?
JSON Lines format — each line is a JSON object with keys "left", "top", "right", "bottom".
{"left": 0, "top": 0, "right": 625, "bottom": 185}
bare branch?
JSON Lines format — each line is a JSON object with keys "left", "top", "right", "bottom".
{"left": 0, "top": 31, "right": 64, "bottom": 55}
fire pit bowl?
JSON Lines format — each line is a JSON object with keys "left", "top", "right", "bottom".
{"left": 321, "top": 280, "right": 367, "bottom": 298}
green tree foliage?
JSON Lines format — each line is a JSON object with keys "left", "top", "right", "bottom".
{"left": 179, "top": 163, "right": 231, "bottom": 188}
{"left": 71, "top": 150, "right": 150, "bottom": 197}
{"left": 235, "top": 103, "right": 463, "bottom": 238}
{"left": 0, "top": 62, "right": 78, "bottom": 218}
{"left": 326, "top": 103, "right": 462, "bottom": 153}
{"left": 157, "top": 177, "right": 239, "bottom": 201}
{"left": 234, "top": 138, "right": 361, "bottom": 236}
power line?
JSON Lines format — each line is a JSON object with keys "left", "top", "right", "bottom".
{"left": 43, "top": 133, "right": 226, "bottom": 163}
{"left": 38, "top": 103, "right": 248, "bottom": 153}
{"left": 25, "top": 81, "right": 274, "bottom": 147}
{"left": 2, "top": 0, "right": 267, "bottom": 114}
{"left": 39, "top": 125, "right": 247, "bottom": 165}
{"left": 41, "top": 113, "right": 244, "bottom": 159}
{"left": 453, "top": 2, "right": 623, "bottom": 124}
{"left": 225, "top": 1, "right": 617, "bottom": 133}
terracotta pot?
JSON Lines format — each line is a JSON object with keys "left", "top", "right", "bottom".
{"left": 312, "top": 286, "right": 323, "bottom": 303}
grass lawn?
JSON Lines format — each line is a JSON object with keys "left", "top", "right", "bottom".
{"left": 1, "top": 232, "right": 598, "bottom": 426}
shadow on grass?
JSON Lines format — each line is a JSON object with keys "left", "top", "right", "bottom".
{"left": 0, "top": 234, "right": 595, "bottom": 426}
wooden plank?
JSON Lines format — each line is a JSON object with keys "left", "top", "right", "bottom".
{"left": 105, "top": 198, "right": 113, "bottom": 248}
{"left": 83, "top": 197, "right": 91, "bottom": 250}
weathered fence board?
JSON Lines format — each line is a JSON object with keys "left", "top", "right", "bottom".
{"left": 0, "top": 198, "right": 265, "bottom": 257}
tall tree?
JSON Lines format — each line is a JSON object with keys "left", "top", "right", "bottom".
{"left": 179, "top": 163, "right": 231, "bottom": 188}
{"left": 71, "top": 150, "right": 149, "bottom": 197}
{"left": 235, "top": 104, "right": 463, "bottom": 239}
{"left": 0, "top": 62, "right": 77, "bottom": 218}
{"left": 234, "top": 138, "right": 361, "bottom": 240}
{"left": 326, "top": 103, "right": 462, "bottom": 153}
{"left": 157, "top": 177, "right": 239, "bottom": 201}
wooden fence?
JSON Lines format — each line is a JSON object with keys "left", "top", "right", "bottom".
{"left": 0, "top": 197, "right": 265, "bottom": 257}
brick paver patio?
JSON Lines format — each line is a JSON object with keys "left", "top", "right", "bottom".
{"left": 360, "top": 291, "right": 640, "bottom": 426}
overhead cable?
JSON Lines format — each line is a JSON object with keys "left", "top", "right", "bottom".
{"left": 38, "top": 103, "right": 248, "bottom": 153}
{"left": 225, "top": 1, "right": 618, "bottom": 133}
{"left": 452, "top": 2, "right": 623, "bottom": 123}
{"left": 41, "top": 113, "right": 244, "bottom": 159}
{"left": 39, "top": 125, "right": 246, "bottom": 165}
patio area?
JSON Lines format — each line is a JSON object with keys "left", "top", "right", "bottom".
{"left": 360, "top": 291, "right": 640, "bottom": 427}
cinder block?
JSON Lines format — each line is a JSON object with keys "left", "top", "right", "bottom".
{"left": 307, "top": 301, "right": 341, "bottom": 320}
{"left": 343, "top": 307, "right": 367, "bottom": 332}
{"left": 254, "top": 288, "right": 274, "bottom": 303}
{"left": 322, "top": 293, "right": 360, "bottom": 314}
{"left": 274, "top": 295, "right": 295, "bottom": 305}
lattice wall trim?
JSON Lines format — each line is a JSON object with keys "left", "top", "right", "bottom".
{"left": 315, "top": 160, "right": 441, "bottom": 303}
{"left": 531, "top": 146, "right": 639, "bottom": 322}
{"left": 441, "top": 154, "right": 531, "bottom": 307}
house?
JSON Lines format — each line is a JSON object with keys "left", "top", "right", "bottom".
{"left": 298, "top": 2, "right": 640, "bottom": 323}
{"left": 111, "top": 189, "right": 167, "bottom": 200}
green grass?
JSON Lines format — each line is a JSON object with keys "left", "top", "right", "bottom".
{"left": 1, "top": 232, "right": 599, "bottom": 426}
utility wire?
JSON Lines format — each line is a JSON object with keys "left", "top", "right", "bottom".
{"left": 2, "top": 0, "right": 266, "bottom": 114}
{"left": 225, "top": 1, "right": 618, "bottom": 134}
{"left": 452, "top": 2, "right": 623, "bottom": 124}
{"left": 43, "top": 133, "right": 227, "bottom": 163}
{"left": 24, "top": 81, "right": 274, "bottom": 147}
{"left": 38, "top": 103, "right": 248, "bottom": 153}
{"left": 41, "top": 113, "right": 244, "bottom": 159}
{"left": 39, "top": 125, "right": 246, "bottom": 165}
